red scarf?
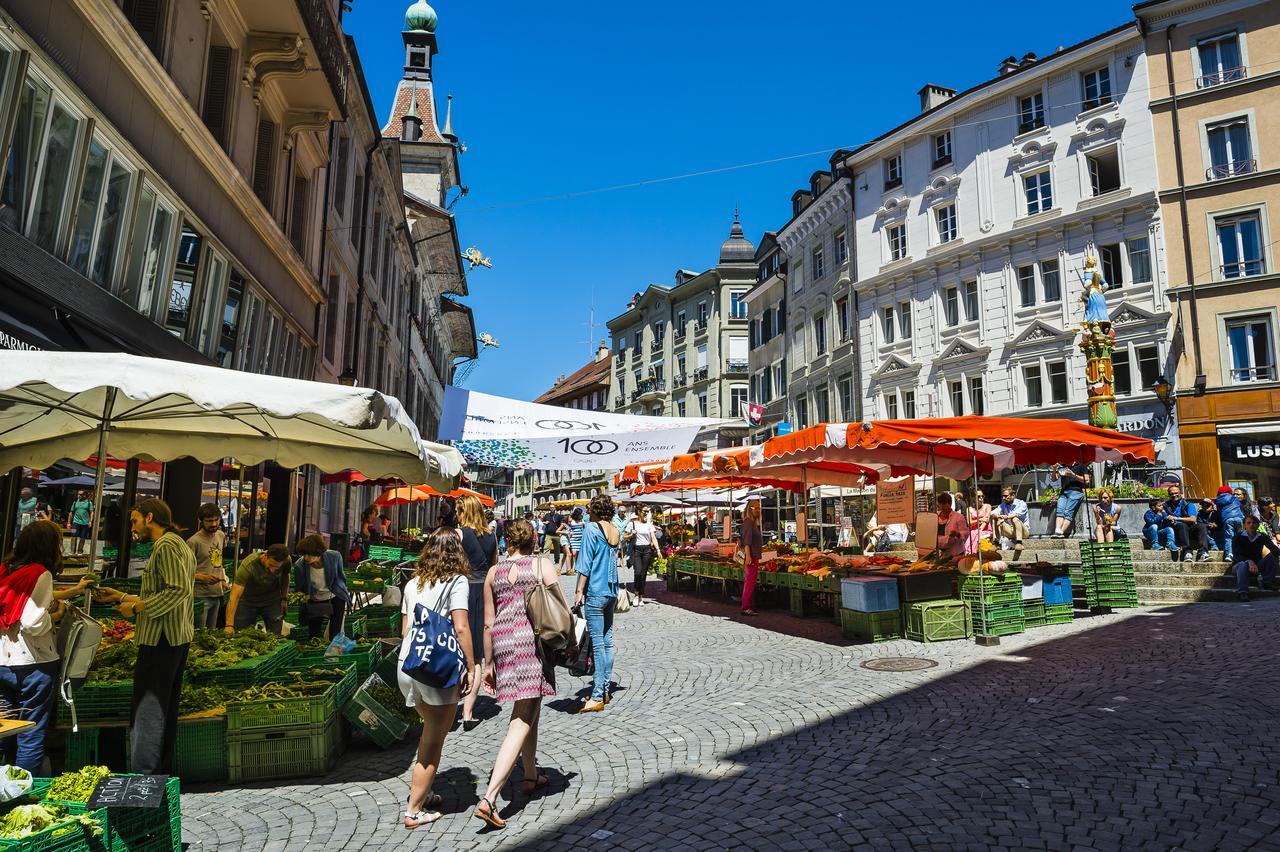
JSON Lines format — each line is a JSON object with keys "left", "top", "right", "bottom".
{"left": 0, "top": 563, "right": 48, "bottom": 631}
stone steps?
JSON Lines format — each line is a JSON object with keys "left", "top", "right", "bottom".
{"left": 1134, "top": 586, "right": 1277, "bottom": 603}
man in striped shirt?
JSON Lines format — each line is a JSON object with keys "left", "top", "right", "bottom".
{"left": 94, "top": 497, "right": 194, "bottom": 774}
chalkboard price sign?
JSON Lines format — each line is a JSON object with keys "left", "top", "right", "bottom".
{"left": 87, "top": 775, "right": 169, "bottom": 809}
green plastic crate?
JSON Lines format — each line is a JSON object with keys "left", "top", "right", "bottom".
{"left": 173, "top": 716, "right": 227, "bottom": 784}
{"left": 969, "top": 600, "right": 1024, "bottom": 622}
{"left": 96, "top": 775, "right": 180, "bottom": 852}
{"left": 345, "top": 612, "right": 367, "bottom": 639}
{"left": 227, "top": 719, "right": 341, "bottom": 783}
{"left": 295, "top": 642, "right": 382, "bottom": 683}
{"left": 266, "top": 661, "right": 358, "bottom": 709}
{"left": 973, "top": 619, "right": 1025, "bottom": 636}
{"left": 62, "top": 728, "right": 102, "bottom": 769}
{"left": 226, "top": 677, "right": 337, "bottom": 735}
{"left": 57, "top": 680, "right": 137, "bottom": 725}
{"left": 354, "top": 605, "right": 402, "bottom": 638}
{"left": 840, "top": 607, "right": 903, "bottom": 642}
{"left": 366, "top": 545, "right": 404, "bottom": 561}
{"left": 342, "top": 674, "right": 409, "bottom": 748}
{"left": 903, "top": 599, "right": 971, "bottom": 642}
{"left": 191, "top": 640, "right": 297, "bottom": 688}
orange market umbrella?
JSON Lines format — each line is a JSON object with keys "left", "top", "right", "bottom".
{"left": 375, "top": 484, "right": 495, "bottom": 507}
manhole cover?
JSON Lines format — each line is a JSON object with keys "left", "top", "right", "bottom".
{"left": 861, "top": 657, "right": 938, "bottom": 672}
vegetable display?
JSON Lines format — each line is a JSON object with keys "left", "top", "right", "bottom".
{"left": 86, "top": 641, "right": 137, "bottom": 683}
{"left": 0, "top": 803, "right": 102, "bottom": 839}
{"left": 97, "top": 618, "right": 133, "bottom": 646}
{"left": 187, "top": 628, "right": 283, "bottom": 671}
{"left": 178, "top": 685, "right": 235, "bottom": 716}
{"left": 46, "top": 766, "right": 111, "bottom": 803}
{"left": 367, "top": 681, "right": 418, "bottom": 726}
{"left": 287, "top": 592, "right": 310, "bottom": 607}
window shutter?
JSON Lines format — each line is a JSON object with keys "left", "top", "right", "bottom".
{"left": 201, "top": 46, "right": 232, "bottom": 147}
{"left": 289, "top": 173, "right": 309, "bottom": 253}
{"left": 123, "top": 0, "right": 165, "bottom": 56}
{"left": 252, "top": 119, "right": 277, "bottom": 208}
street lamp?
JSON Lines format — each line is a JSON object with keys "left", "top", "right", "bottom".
{"left": 337, "top": 368, "right": 357, "bottom": 387}
{"left": 1151, "top": 375, "right": 1175, "bottom": 411}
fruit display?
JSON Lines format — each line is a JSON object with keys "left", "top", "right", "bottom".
{"left": 97, "top": 618, "right": 133, "bottom": 646}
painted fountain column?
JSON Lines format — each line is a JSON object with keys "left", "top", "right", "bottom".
{"left": 1077, "top": 256, "right": 1117, "bottom": 430}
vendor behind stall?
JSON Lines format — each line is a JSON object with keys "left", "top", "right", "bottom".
{"left": 225, "top": 544, "right": 291, "bottom": 634}
{"left": 936, "top": 494, "right": 969, "bottom": 558}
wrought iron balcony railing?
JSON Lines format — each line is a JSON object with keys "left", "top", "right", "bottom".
{"left": 1206, "top": 159, "right": 1257, "bottom": 181}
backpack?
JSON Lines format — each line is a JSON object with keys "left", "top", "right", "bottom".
{"left": 400, "top": 578, "right": 466, "bottom": 689}
{"left": 55, "top": 603, "right": 104, "bottom": 733}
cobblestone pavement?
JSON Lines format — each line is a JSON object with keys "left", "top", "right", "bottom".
{"left": 180, "top": 580, "right": 1280, "bottom": 851}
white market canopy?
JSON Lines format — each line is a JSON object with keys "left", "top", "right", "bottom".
{"left": 0, "top": 351, "right": 462, "bottom": 490}
{"left": 440, "top": 386, "right": 726, "bottom": 471}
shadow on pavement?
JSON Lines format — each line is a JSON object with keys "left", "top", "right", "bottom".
{"left": 509, "top": 600, "right": 1280, "bottom": 850}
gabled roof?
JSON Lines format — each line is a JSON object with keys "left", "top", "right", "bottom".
{"left": 534, "top": 354, "right": 611, "bottom": 405}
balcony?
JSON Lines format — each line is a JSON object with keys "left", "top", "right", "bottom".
{"left": 694, "top": 318, "right": 708, "bottom": 335}
{"left": 650, "top": 337, "right": 665, "bottom": 353}
{"left": 692, "top": 366, "right": 709, "bottom": 383}
{"left": 1018, "top": 118, "right": 1045, "bottom": 135}
{"left": 725, "top": 359, "right": 749, "bottom": 375}
{"left": 1206, "top": 159, "right": 1257, "bottom": 181}
{"left": 673, "top": 373, "right": 687, "bottom": 388}
{"left": 1221, "top": 259, "right": 1266, "bottom": 279}
{"left": 614, "top": 395, "right": 626, "bottom": 409}
{"left": 674, "top": 327, "right": 686, "bottom": 342}
{"left": 631, "top": 379, "right": 667, "bottom": 403}
{"left": 1198, "top": 67, "right": 1246, "bottom": 88}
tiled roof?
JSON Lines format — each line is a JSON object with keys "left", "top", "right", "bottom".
{"left": 534, "top": 355, "right": 611, "bottom": 405}
{"left": 381, "top": 81, "right": 445, "bottom": 142}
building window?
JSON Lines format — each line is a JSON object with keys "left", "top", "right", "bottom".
{"left": 811, "top": 245, "right": 825, "bottom": 279}
{"left": 932, "top": 131, "right": 952, "bottom": 169}
{"left": 943, "top": 287, "right": 959, "bottom": 327}
{"left": 902, "top": 389, "right": 916, "bottom": 419}
{"left": 1216, "top": 212, "right": 1265, "bottom": 278}
{"left": 194, "top": 249, "right": 229, "bottom": 357}
{"left": 5, "top": 79, "right": 85, "bottom": 253}
{"left": 899, "top": 301, "right": 912, "bottom": 339}
{"left": 1087, "top": 146, "right": 1121, "bottom": 195}
{"left": 1128, "top": 237, "right": 1152, "bottom": 284}
{"left": 936, "top": 203, "right": 958, "bottom": 243}
{"left": 1197, "top": 31, "right": 1245, "bottom": 88}
{"left": 962, "top": 280, "right": 979, "bottom": 322}
{"left": 836, "top": 297, "right": 850, "bottom": 341}
{"left": 814, "top": 314, "right": 827, "bottom": 355}
{"left": 1136, "top": 344, "right": 1160, "bottom": 391}
{"left": 216, "top": 270, "right": 245, "bottom": 368}
{"left": 696, "top": 343, "right": 708, "bottom": 372}
{"left": 1205, "top": 117, "right": 1255, "bottom": 180}
{"left": 815, "top": 387, "right": 830, "bottom": 423}
{"left": 200, "top": 44, "right": 233, "bottom": 148}
{"left": 884, "top": 154, "right": 902, "bottom": 190}
{"left": 697, "top": 301, "right": 709, "bottom": 327}
{"left": 1018, "top": 92, "right": 1045, "bottom": 134}
{"left": 67, "top": 137, "right": 135, "bottom": 287}
{"left": 1023, "top": 170, "right": 1052, "bottom": 215}
{"left": 677, "top": 352, "right": 686, "bottom": 377}
{"left": 730, "top": 291, "right": 747, "bottom": 319}
{"left": 885, "top": 393, "right": 899, "bottom": 419}
{"left": 1017, "top": 265, "right": 1036, "bottom": 307}
{"left": 677, "top": 398, "right": 687, "bottom": 417}
{"left": 1225, "top": 314, "right": 1276, "bottom": 383}
{"left": 1100, "top": 243, "right": 1123, "bottom": 287}
{"left": 1041, "top": 258, "right": 1061, "bottom": 302}
{"left": 1024, "top": 364, "right": 1043, "bottom": 407}
{"left": 967, "top": 376, "right": 985, "bottom": 416}
{"left": 1048, "top": 360, "right": 1069, "bottom": 404}
{"left": 881, "top": 306, "right": 895, "bottom": 344}
{"left": 288, "top": 173, "right": 310, "bottom": 255}
{"left": 791, "top": 257, "right": 803, "bottom": 292}
{"left": 887, "top": 223, "right": 907, "bottom": 261}
{"left": 730, "top": 385, "right": 748, "bottom": 416}
{"left": 835, "top": 229, "right": 848, "bottom": 264}
{"left": 794, "top": 394, "right": 808, "bottom": 428}
{"left": 838, "top": 375, "right": 854, "bottom": 420}
{"left": 651, "top": 360, "right": 664, "bottom": 382}
{"left": 120, "top": 0, "right": 168, "bottom": 57}
{"left": 252, "top": 118, "right": 277, "bottom": 210}
{"left": 120, "top": 182, "right": 177, "bottom": 320}
{"left": 948, "top": 380, "right": 964, "bottom": 415}
{"left": 676, "top": 309, "right": 687, "bottom": 337}
{"left": 777, "top": 357, "right": 787, "bottom": 394}
{"left": 1081, "top": 66, "right": 1112, "bottom": 111}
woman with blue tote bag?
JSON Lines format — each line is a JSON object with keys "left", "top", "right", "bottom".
{"left": 396, "top": 528, "right": 475, "bottom": 830}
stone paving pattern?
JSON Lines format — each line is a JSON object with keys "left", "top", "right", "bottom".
{"left": 180, "top": 580, "right": 1280, "bottom": 850}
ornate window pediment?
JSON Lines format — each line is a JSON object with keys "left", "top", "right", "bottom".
{"left": 1110, "top": 301, "right": 1169, "bottom": 328}
{"left": 1071, "top": 115, "right": 1126, "bottom": 150}
{"left": 1007, "top": 320, "right": 1072, "bottom": 351}
{"left": 922, "top": 174, "right": 961, "bottom": 204}
{"left": 1009, "top": 139, "right": 1057, "bottom": 173}
{"left": 870, "top": 355, "right": 921, "bottom": 383}
{"left": 935, "top": 337, "right": 990, "bottom": 366}
{"left": 875, "top": 196, "right": 910, "bottom": 222}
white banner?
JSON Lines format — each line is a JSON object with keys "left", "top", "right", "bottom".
{"left": 440, "top": 386, "right": 724, "bottom": 470}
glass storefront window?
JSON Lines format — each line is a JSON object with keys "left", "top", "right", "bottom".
{"left": 1219, "top": 435, "right": 1280, "bottom": 504}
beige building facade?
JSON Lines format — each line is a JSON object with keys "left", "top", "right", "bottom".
{"left": 1139, "top": 0, "right": 1280, "bottom": 497}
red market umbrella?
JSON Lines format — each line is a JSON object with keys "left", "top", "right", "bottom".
{"left": 375, "top": 484, "right": 495, "bottom": 508}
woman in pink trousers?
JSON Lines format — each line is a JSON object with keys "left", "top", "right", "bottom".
{"left": 739, "top": 500, "right": 763, "bottom": 616}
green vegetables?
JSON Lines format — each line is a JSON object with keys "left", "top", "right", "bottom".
{"left": 4, "top": 767, "right": 29, "bottom": 782}
{"left": 287, "top": 591, "right": 310, "bottom": 607}
{"left": 187, "top": 628, "right": 283, "bottom": 672}
{"left": 178, "top": 684, "right": 235, "bottom": 715}
{"left": 46, "top": 766, "right": 111, "bottom": 804}
{"left": 368, "top": 682, "right": 418, "bottom": 726}
{"left": 86, "top": 641, "right": 137, "bottom": 683}
{"left": 0, "top": 803, "right": 102, "bottom": 838}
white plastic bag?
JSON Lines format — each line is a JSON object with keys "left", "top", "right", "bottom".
{"left": 381, "top": 584, "right": 402, "bottom": 608}
{"left": 0, "top": 766, "right": 33, "bottom": 803}
{"left": 324, "top": 632, "right": 358, "bottom": 658}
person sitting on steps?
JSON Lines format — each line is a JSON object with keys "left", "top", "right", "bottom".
{"left": 1232, "top": 514, "right": 1277, "bottom": 602}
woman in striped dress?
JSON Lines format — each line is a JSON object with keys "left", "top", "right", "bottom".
{"left": 564, "top": 507, "right": 585, "bottom": 576}
{"left": 473, "top": 518, "right": 561, "bottom": 830}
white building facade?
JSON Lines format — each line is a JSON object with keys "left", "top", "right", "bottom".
{"left": 832, "top": 25, "right": 1177, "bottom": 465}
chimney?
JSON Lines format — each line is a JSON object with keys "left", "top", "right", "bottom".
{"left": 918, "top": 83, "right": 956, "bottom": 113}
{"left": 1021, "top": 51, "right": 1038, "bottom": 67}
{"left": 595, "top": 341, "right": 610, "bottom": 362}
{"left": 998, "top": 55, "right": 1021, "bottom": 75}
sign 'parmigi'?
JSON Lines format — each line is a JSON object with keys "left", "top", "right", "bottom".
{"left": 440, "top": 386, "right": 724, "bottom": 470}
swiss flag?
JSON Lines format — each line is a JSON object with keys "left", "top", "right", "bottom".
{"left": 741, "top": 402, "right": 763, "bottom": 426}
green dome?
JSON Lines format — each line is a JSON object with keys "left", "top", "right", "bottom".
{"left": 404, "top": 1, "right": 437, "bottom": 32}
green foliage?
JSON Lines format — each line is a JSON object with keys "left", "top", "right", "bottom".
{"left": 1038, "top": 481, "right": 1170, "bottom": 501}
{"left": 186, "top": 628, "right": 284, "bottom": 671}
{"left": 178, "top": 685, "right": 235, "bottom": 715}
{"left": 368, "top": 681, "right": 418, "bottom": 726}
{"left": 86, "top": 641, "right": 137, "bottom": 683}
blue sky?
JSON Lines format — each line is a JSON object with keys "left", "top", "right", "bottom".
{"left": 347, "top": 0, "right": 1130, "bottom": 400}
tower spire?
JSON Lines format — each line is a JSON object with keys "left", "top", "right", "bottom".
{"left": 443, "top": 94, "right": 454, "bottom": 138}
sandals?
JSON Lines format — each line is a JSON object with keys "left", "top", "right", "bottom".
{"left": 403, "top": 810, "right": 442, "bottom": 829}
{"left": 521, "top": 769, "right": 551, "bottom": 795}
{"left": 473, "top": 796, "right": 506, "bottom": 829}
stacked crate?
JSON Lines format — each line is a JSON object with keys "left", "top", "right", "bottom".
{"left": 1074, "top": 542, "right": 1139, "bottom": 609}
{"left": 1041, "top": 573, "right": 1074, "bottom": 623}
{"left": 958, "top": 572, "right": 1025, "bottom": 636}
{"left": 839, "top": 577, "right": 902, "bottom": 642}
{"left": 224, "top": 664, "right": 346, "bottom": 783}
{"left": 1022, "top": 598, "right": 1046, "bottom": 628}
{"left": 902, "top": 599, "right": 971, "bottom": 642}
